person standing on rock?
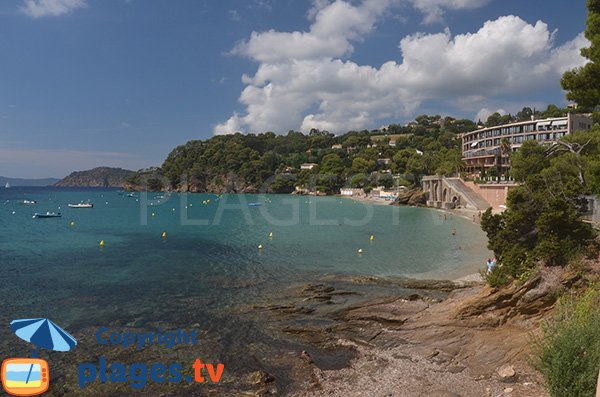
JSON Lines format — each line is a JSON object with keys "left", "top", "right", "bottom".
{"left": 486, "top": 258, "right": 494, "bottom": 273}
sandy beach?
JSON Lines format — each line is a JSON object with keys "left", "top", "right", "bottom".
{"left": 347, "top": 195, "right": 398, "bottom": 206}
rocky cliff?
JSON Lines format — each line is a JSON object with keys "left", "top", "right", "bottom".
{"left": 394, "top": 188, "right": 427, "bottom": 206}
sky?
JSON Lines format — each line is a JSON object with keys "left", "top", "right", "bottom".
{"left": 0, "top": 0, "right": 590, "bottom": 178}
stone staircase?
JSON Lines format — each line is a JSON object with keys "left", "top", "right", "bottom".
{"left": 443, "top": 178, "right": 491, "bottom": 211}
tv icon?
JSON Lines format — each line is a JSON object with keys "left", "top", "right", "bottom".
{"left": 1, "top": 358, "right": 49, "bottom": 396}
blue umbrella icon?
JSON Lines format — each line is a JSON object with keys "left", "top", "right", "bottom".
{"left": 10, "top": 318, "right": 77, "bottom": 353}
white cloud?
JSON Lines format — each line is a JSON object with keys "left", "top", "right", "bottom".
{"left": 20, "top": 0, "right": 87, "bottom": 18}
{"left": 216, "top": 2, "right": 588, "bottom": 135}
{"left": 252, "top": 0, "right": 273, "bottom": 12}
{"left": 214, "top": 113, "right": 244, "bottom": 135}
{"left": 232, "top": 0, "right": 397, "bottom": 63}
{"left": 410, "top": 0, "right": 492, "bottom": 24}
{"left": 475, "top": 108, "right": 506, "bottom": 123}
{"left": 229, "top": 9, "right": 241, "bottom": 22}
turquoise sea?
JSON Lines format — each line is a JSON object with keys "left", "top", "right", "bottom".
{"left": 0, "top": 187, "right": 491, "bottom": 395}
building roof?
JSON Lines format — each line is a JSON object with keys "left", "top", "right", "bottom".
{"left": 462, "top": 116, "right": 573, "bottom": 137}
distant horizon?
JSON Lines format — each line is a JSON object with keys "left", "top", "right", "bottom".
{"left": 1, "top": 165, "right": 142, "bottom": 180}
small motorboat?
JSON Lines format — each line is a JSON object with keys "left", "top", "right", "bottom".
{"left": 68, "top": 202, "right": 94, "bottom": 208}
{"left": 33, "top": 212, "right": 62, "bottom": 218}
{"left": 22, "top": 200, "right": 37, "bottom": 204}
{"left": 127, "top": 193, "right": 135, "bottom": 197}
{"left": 248, "top": 202, "right": 263, "bottom": 207}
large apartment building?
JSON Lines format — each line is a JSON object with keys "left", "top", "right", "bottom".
{"left": 462, "top": 113, "right": 593, "bottom": 172}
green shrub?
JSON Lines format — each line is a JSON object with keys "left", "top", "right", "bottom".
{"left": 533, "top": 284, "right": 600, "bottom": 397}
{"left": 480, "top": 266, "right": 508, "bottom": 288}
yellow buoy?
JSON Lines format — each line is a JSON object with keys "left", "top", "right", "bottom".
{"left": 269, "top": 232, "right": 273, "bottom": 238}
{"left": 258, "top": 244, "right": 263, "bottom": 250}
{"left": 152, "top": 212, "right": 155, "bottom": 217}
{"left": 370, "top": 235, "right": 375, "bottom": 241}
{"left": 99, "top": 240, "right": 105, "bottom": 247}
{"left": 358, "top": 248, "right": 363, "bottom": 254}
{"left": 70, "top": 221, "right": 75, "bottom": 227}
{"left": 162, "top": 232, "right": 167, "bottom": 239}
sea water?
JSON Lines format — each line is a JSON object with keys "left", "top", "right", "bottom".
{"left": 0, "top": 187, "right": 491, "bottom": 394}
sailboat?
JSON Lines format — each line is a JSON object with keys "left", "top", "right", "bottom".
{"left": 4, "top": 181, "right": 10, "bottom": 188}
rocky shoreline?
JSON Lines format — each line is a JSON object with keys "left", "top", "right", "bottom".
{"left": 235, "top": 269, "right": 580, "bottom": 397}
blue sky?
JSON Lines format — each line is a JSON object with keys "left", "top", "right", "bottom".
{"left": 0, "top": 0, "right": 589, "bottom": 178}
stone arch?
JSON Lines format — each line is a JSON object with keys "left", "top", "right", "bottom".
{"left": 442, "top": 188, "right": 448, "bottom": 203}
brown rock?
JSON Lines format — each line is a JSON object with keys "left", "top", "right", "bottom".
{"left": 300, "top": 350, "right": 314, "bottom": 364}
{"left": 394, "top": 189, "right": 427, "bottom": 206}
{"left": 497, "top": 364, "right": 516, "bottom": 382}
{"left": 249, "top": 370, "right": 275, "bottom": 385}
{"left": 430, "top": 391, "right": 461, "bottom": 397}
{"left": 447, "top": 365, "right": 466, "bottom": 374}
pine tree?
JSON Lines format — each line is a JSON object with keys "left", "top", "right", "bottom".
{"left": 561, "top": 0, "right": 600, "bottom": 108}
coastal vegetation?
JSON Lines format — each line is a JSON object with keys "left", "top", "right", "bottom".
{"left": 126, "top": 105, "right": 592, "bottom": 194}
{"left": 480, "top": 2, "right": 600, "bottom": 395}
{"left": 481, "top": 0, "right": 600, "bottom": 288}
{"left": 480, "top": 131, "right": 599, "bottom": 286}
{"left": 127, "top": 117, "right": 471, "bottom": 193}
{"left": 55, "top": 167, "right": 135, "bottom": 188}
{"left": 561, "top": 0, "right": 600, "bottom": 110}
{"left": 534, "top": 284, "right": 600, "bottom": 397}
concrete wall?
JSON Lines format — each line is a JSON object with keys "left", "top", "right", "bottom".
{"left": 463, "top": 181, "right": 518, "bottom": 210}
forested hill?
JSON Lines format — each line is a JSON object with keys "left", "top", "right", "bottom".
{"left": 55, "top": 167, "right": 135, "bottom": 187}
{"left": 126, "top": 114, "right": 472, "bottom": 193}
{"left": 125, "top": 106, "right": 590, "bottom": 194}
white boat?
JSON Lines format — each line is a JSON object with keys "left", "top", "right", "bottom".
{"left": 4, "top": 182, "right": 10, "bottom": 188}
{"left": 33, "top": 212, "right": 61, "bottom": 218}
{"left": 68, "top": 202, "right": 94, "bottom": 208}
{"left": 22, "top": 200, "right": 37, "bottom": 204}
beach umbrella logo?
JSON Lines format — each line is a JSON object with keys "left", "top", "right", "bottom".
{"left": 1, "top": 319, "right": 76, "bottom": 396}
{"left": 10, "top": 318, "right": 77, "bottom": 353}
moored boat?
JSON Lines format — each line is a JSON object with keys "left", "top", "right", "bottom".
{"left": 68, "top": 202, "right": 94, "bottom": 208}
{"left": 33, "top": 212, "right": 61, "bottom": 218}
{"left": 22, "top": 199, "right": 37, "bottom": 204}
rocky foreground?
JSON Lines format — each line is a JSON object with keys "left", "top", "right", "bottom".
{"left": 237, "top": 268, "right": 584, "bottom": 397}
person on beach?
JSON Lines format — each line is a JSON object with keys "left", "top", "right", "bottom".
{"left": 487, "top": 258, "right": 496, "bottom": 273}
